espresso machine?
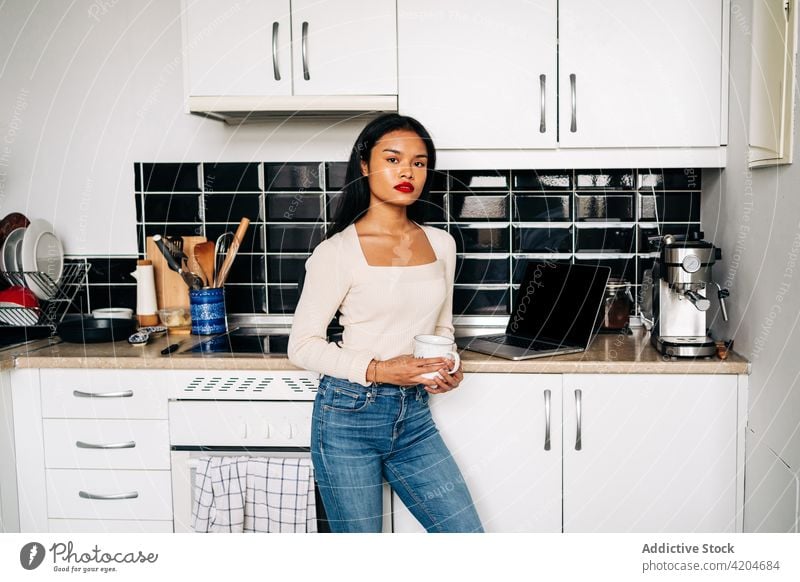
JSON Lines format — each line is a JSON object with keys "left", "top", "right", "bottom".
{"left": 641, "top": 233, "right": 730, "bottom": 357}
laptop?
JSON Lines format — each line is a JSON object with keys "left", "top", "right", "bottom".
{"left": 456, "top": 262, "right": 612, "bottom": 360}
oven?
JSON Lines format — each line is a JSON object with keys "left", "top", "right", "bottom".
{"left": 167, "top": 371, "right": 391, "bottom": 533}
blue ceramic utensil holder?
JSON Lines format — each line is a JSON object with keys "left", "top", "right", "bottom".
{"left": 189, "top": 288, "right": 227, "bottom": 335}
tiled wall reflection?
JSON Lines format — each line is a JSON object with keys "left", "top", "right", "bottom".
{"left": 121, "top": 163, "right": 702, "bottom": 317}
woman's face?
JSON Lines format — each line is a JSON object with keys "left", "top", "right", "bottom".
{"left": 360, "top": 129, "right": 428, "bottom": 208}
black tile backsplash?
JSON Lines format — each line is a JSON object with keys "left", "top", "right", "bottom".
{"left": 86, "top": 257, "right": 138, "bottom": 285}
{"left": 206, "top": 224, "right": 265, "bottom": 253}
{"left": 514, "top": 195, "right": 571, "bottom": 221}
{"left": 142, "top": 163, "right": 200, "bottom": 192}
{"left": 225, "top": 285, "right": 267, "bottom": 313}
{"left": 88, "top": 285, "right": 137, "bottom": 311}
{"left": 512, "top": 169, "right": 572, "bottom": 191}
{"left": 451, "top": 225, "right": 510, "bottom": 253}
{"left": 266, "top": 255, "right": 308, "bottom": 284}
{"left": 325, "top": 162, "right": 348, "bottom": 191}
{"left": 575, "top": 169, "right": 635, "bottom": 190}
{"left": 265, "top": 162, "right": 322, "bottom": 191}
{"left": 450, "top": 170, "right": 509, "bottom": 191}
{"left": 265, "top": 224, "right": 324, "bottom": 253}
{"left": 266, "top": 193, "right": 324, "bottom": 222}
{"left": 514, "top": 226, "right": 572, "bottom": 253}
{"left": 203, "top": 163, "right": 260, "bottom": 192}
{"left": 448, "top": 194, "right": 509, "bottom": 221}
{"left": 205, "top": 193, "right": 262, "bottom": 222}
{"left": 575, "top": 193, "right": 635, "bottom": 221}
{"left": 639, "top": 191, "right": 701, "bottom": 222}
{"left": 125, "top": 164, "right": 703, "bottom": 318}
{"left": 575, "top": 227, "right": 635, "bottom": 253}
{"left": 139, "top": 193, "right": 202, "bottom": 223}
{"left": 455, "top": 257, "right": 510, "bottom": 285}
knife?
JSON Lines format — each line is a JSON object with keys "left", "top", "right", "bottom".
{"left": 153, "top": 235, "right": 204, "bottom": 290}
{"left": 161, "top": 328, "right": 234, "bottom": 355}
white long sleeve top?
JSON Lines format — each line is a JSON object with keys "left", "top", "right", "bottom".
{"left": 287, "top": 221, "right": 456, "bottom": 387}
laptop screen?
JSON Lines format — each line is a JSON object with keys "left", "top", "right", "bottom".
{"left": 506, "top": 262, "right": 611, "bottom": 347}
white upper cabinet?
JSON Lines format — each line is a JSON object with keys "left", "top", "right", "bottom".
{"left": 291, "top": 0, "right": 397, "bottom": 96}
{"left": 184, "top": 0, "right": 397, "bottom": 98}
{"left": 398, "top": 0, "right": 557, "bottom": 149}
{"left": 398, "top": 0, "right": 727, "bottom": 156}
{"left": 559, "top": 0, "right": 724, "bottom": 148}
{"left": 184, "top": 0, "right": 292, "bottom": 97}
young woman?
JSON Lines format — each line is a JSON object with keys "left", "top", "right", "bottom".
{"left": 287, "top": 114, "right": 483, "bottom": 533}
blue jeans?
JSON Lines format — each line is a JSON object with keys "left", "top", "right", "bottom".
{"left": 311, "top": 374, "right": 484, "bottom": 533}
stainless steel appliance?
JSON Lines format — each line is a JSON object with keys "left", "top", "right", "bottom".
{"left": 641, "top": 233, "right": 730, "bottom": 357}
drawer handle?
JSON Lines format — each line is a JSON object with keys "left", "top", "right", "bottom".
{"left": 575, "top": 388, "right": 582, "bottom": 451}
{"left": 73, "top": 390, "right": 134, "bottom": 398}
{"left": 76, "top": 440, "right": 136, "bottom": 450}
{"left": 539, "top": 74, "right": 547, "bottom": 133}
{"left": 570, "top": 73, "right": 577, "bottom": 133}
{"left": 271, "top": 21, "right": 281, "bottom": 81}
{"left": 79, "top": 491, "right": 139, "bottom": 500}
{"left": 301, "top": 21, "right": 310, "bottom": 80}
{"left": 543, "top": 389, "right": 551, "bottom": 451}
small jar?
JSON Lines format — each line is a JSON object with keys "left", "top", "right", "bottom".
{"left": 189, "top": 288, "right": 227, "bottom": 335}
{"left": 601, "top": 278, "right": 633, "bottom": 330}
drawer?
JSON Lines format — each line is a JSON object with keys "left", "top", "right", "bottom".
{"left": 41, "top": 369, "right": 167, "bottom": 419}
{"left": 48, "top": 519, "right": 174, "bottom": 533}
{"left": 46, "top": 469, "right": 172, "bottom": 520}
{"left": 43, "top": 419, "right": 170, "bottom": 470}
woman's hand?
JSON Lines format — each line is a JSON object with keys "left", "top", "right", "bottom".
{"left": 374, "top": 354, "right": 452, "bottom": 387}
{"left": 425, "top": 358, "right": 463, "bottom": 394}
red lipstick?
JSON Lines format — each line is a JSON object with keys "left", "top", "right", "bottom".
{"left": 394, "top": 182, "right": 414, "bottom": 193}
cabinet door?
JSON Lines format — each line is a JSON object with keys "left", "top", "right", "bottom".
{"left": 398, "top": 0, "right": 557, "bottom": 149}
{"left": 559, "top": 0, "right": 723, "bottom": 148}
{"left": 563, "top": 374, "right": 738, "bottom": 532}
{"left": 393, "top": 374, "right": 562, "bottom": 532}
{"left": 185, "top": 0, "right": 292, "bottom": 96}
{"left": 291, "top": 0, "right": 397, "bottom": 95}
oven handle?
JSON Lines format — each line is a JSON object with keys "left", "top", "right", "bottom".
{"left": 185, "top": 451, "right": 311, "bottom": 470}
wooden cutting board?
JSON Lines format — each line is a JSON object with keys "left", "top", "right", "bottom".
{"left": 145, "top": 235, "right": 206, "bottom": 311}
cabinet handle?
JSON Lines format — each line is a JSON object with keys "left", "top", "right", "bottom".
{"left": 272, "top": 22, "right": 281, "bottom": 81}
{"left": 76, "top": 440, "right": 136, "bottom": 450}
{"left": 574, "top": 388, "right": 582, "bottom": 451}
{"left": 570, "top": 73, "right": 577, "bottom": 133}
{"left": 301, "top": 21, "right": 310, "bottom": 80}
{"left": 73, "top": 390, "right": 133, "bottom": 399}
{"left": 543, "top": 389, "right": 551, "bottom": 451}
{"left": 539, "top": 74, "right": 546, "bottom": 133}
{"left": 79, "top": 491, "right": 139, "bottom": 501}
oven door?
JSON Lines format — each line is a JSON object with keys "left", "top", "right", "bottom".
{"left": 170, "top": 447, "right": 326, "bottom": 532}
{"left": 169, "top": 400, "right": 391, "bottom": 533}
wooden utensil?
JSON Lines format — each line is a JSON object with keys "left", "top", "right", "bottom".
{"left": 214, "top": 218, "right": 250, "bottom": 287}
{"left": 193, "top": 241, "right": 216, "bottom": 288}
{"left": 146, "top": 235, "right": 207, "bottom": 310}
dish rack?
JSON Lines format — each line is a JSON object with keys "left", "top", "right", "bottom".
{"left": 0, "top": 261, "right": 90, "bottom": 334}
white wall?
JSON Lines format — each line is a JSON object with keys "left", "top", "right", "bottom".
{"left": 702, "top": 0, "right": 800, "bottom": 530}
{"left": 0, "top": 0, "right": 366, "bottom": 256}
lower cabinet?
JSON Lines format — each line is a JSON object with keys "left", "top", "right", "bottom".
{"left": 394, "top": 373, "right": 742, "bottom": 533}
{"left": 11, "top": 368, "right": 744, "bottom": 533}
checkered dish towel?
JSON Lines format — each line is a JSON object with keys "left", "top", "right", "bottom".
{"left": 192, "top": 456, "right": 317, "bottom": 533}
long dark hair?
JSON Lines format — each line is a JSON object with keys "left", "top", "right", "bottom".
{"left": 326, "top": 113, "right": 438, "bottom": 239}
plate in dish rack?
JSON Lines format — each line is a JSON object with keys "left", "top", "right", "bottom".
{"left": 20, "top": 219, "right": 64, "bottom": 299}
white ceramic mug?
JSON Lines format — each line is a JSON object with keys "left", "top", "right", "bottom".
{"left": 413, "top": 334, "right": 461, "bottom": 380}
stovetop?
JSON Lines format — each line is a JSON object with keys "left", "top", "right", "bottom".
{"left": 189, "top": 327, "right": 290, "bottom": 355}
{"left": 187, "top": 326, "right": 343, "bottom": 355}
